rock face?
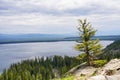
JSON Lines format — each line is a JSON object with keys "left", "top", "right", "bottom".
{"left": 98, "top": 59, "right": 120, "bottom": 75}
{"left": 88, "top": 75, "right": 120, "bottom": 80}
{"left": 89, "top": 59, "right": 120, "bottom": 80}
{"left": 74, "top": 66, "right": 97, "bottom": 77}
{"left": 88, "top": 75, "right": 106, "bottom": 80}
{"left": 71, "top": 62, "right": 98, "bottom": 78}
{"left": 69, "top": 59, "right": 120, "bottom": 80}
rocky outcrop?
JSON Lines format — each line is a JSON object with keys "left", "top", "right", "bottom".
{"left": 68, "top": 59, "right": 120, "bottom": 80}
{"left": 98, "top": 59, "right": 120, "bottom": 75}
{"left": 74, "top": 66, "right": 98, "bottom": 77}
{"left": 88, "top": 75, "right": 120, "bottom": 80}
{"left": 88, "top": 59, "right": 120, "bottom": 80}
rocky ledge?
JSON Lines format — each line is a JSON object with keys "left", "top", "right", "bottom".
{"left": 89, "top": 59, "right": 120, "bottom": 80}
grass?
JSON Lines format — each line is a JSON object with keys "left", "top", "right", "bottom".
{"left": 61, "top": 76, "right": 74, "bottom": 80}
{"left": 51, "top": 76, "right": 74, "bottom": 80}
{"left": 92, "top": 70, "right": 98, "bottom": 76}
{"left": 93, "top": 60, "right": 107, "bottom": 67}
{"left": 52, "top": 76, "right": 87, "bottom": 80}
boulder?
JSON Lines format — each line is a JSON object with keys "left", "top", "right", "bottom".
{"left": 98, "top": 59, "right": 120, "bottom": 75}
{"left": 88, "top": 75, "right": 106, "bottom": 80}
{"left": 88, "top": 75, "right": 120, "bottom": 80}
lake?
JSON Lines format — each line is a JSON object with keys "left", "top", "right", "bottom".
{"left": 0, "top": 41, "right": 113, "bottom": 73}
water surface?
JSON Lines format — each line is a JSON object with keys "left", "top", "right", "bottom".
{"left": 0, "top": 41, "right": 113, "bottom": 72}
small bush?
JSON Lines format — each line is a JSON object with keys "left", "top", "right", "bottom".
{"left": 93, "top": 60, "right": 107, "bottom": 67}
{"left": 92, "top": 70, "right": 98, "bottom": 76}
{"left": 61, "top": 76, "right": 74, "bottom": 80}
{"left": 61, "top": 76, "right": 86, "bottom": 80}
{"left": 105, "top": 69, "right": 116, "bottom": 75}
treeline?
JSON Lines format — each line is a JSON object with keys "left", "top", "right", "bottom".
{"left": 0, "top": 56, "right": 81, "bottom": 80}
{"left": 99, "top": 40, "right": 120, "bottom": 61}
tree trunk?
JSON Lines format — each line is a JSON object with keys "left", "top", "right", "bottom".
{"left": 87, "top": 55, "right": 90, "bottom": 66}
{"left": 86, "top": 52, "right": 91, "bottom": 66}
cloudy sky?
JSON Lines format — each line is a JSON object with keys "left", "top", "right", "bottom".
{"left": 0, "top": 0, "right": 120, "bottom": 35}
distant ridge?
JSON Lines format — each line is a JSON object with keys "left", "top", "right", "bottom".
{"left": 0, "top": 34, "right": 120, "bottom": 44}
{"left": 64, "top": 35, "right": 120, "bottom": 41}
{"left": 0, "top": 34, "right": 71, "bottom": 44}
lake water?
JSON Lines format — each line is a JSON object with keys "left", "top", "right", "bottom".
{"left": 0, "top": 41, "right": 113, "bottom": 72}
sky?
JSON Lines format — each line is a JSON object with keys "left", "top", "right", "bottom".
{"left": 0, "top": 0, "right": 120, "bottom": 35}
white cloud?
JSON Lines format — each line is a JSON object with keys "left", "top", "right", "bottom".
{"left": 1, "top": 0, "right": 120, "bottom": 13}
{"left": 0, "top": 0, "right": 120, "bottom": 35}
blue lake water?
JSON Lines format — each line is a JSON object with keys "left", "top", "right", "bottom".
{"left": 0, "top": 41, "right": 113, "bottom": 72}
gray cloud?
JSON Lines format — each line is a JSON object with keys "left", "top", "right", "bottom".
{"left": 0, "top": 0, "right": 119, "bottom": 15}
{"left": 0, "top": 0, "right": 120, "bottom": 35}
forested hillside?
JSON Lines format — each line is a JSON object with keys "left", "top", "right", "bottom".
{"left": 1, "top": 40, "right": 120, "bottom": 80}
{"left": 99, "top": 40, "right": 120, "bottom": 61}
{"left": 0, "top": 56, "right": 81, "bottom": 80}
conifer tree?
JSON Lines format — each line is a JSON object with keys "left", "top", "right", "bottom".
{"left": 75, "top": 19, "right": 102, "bottom": 66}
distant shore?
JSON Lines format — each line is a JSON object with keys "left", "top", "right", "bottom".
{"left": 0, "top": 34, "right": 120, "bottom": 44}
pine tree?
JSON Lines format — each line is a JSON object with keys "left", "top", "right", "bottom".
{"left": 75, "top": 19, "right": 102, "bottom": 66}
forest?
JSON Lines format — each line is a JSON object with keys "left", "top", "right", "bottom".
{"left": 1, "top": 40, "right": 120, "bottom": 80}
{"left": 0, "top": 20, "right": 120, "bottom": 80}
{"left": 0, "top": 56, "right": 81, "bottom": 80}
{"left": 99, "top": 40, "right": 120, "bottom": 61}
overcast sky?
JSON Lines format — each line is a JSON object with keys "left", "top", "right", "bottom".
{"left": 0, "top": 0, "right": 120, "bottom": 35}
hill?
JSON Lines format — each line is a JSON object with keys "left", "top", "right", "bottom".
{"left": 0, "top": 56, "right": 81, "bottom": 80}
{"left": 0, "top": 39, "right": 120, "bottom": 80}
{"left": 99, "top": 40, "right": 120, "bottom": 61}
{"left": 0, "top": 34, "right": 67, "bottom": 44}
{"left": 0, "top": 34, "right": 120, "bottom": 44}
{"left": 62, "top": 40, "right": 120, "bottom": 80}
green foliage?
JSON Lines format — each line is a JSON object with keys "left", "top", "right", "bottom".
{"left": 60, "top": 76, "right": 86, "bottom": 80}
{"left": 99, "top": 40, "right": 120, "bottom": 61}
{"left": 76, "top": 53, "right": 87, "bottom": 60}
{"left": 0, "top": 56, "right": 81, "bottom": 80}
{"left": 92, "top": 70, "right": 98, "bottom": 76}
{"left": 76, "top": 53, "right": 87, "bottom": 63}
{"left": 76, "top": 19, "right": 102, "bottom": 66}
{"left": 104, "top": 40, "right": 120, "bottom": 51}
{"left": 61, "top": 76, "right": 74, "bottom": 80}
{"left": 93, "top": 60, "right": 107, "bottom": 67}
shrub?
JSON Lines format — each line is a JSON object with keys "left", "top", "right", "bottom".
{"left": 92, "top": 70, "right": 98, "bottom": 76}
{"left": 61, "top": 76, "right": 74, "bottom": 80}
{"left": 93, "top": 60, "right": 107, "bottom": 67}
{"left": 105, "top": 69, "right": 116, "bottom": 75}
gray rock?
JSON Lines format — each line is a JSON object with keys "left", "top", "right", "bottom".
{"left": 88, "top": 75, "right": 120, "bottom": 80}
{"left": 88, "top": 75, "right": 106, "bottom": 80}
